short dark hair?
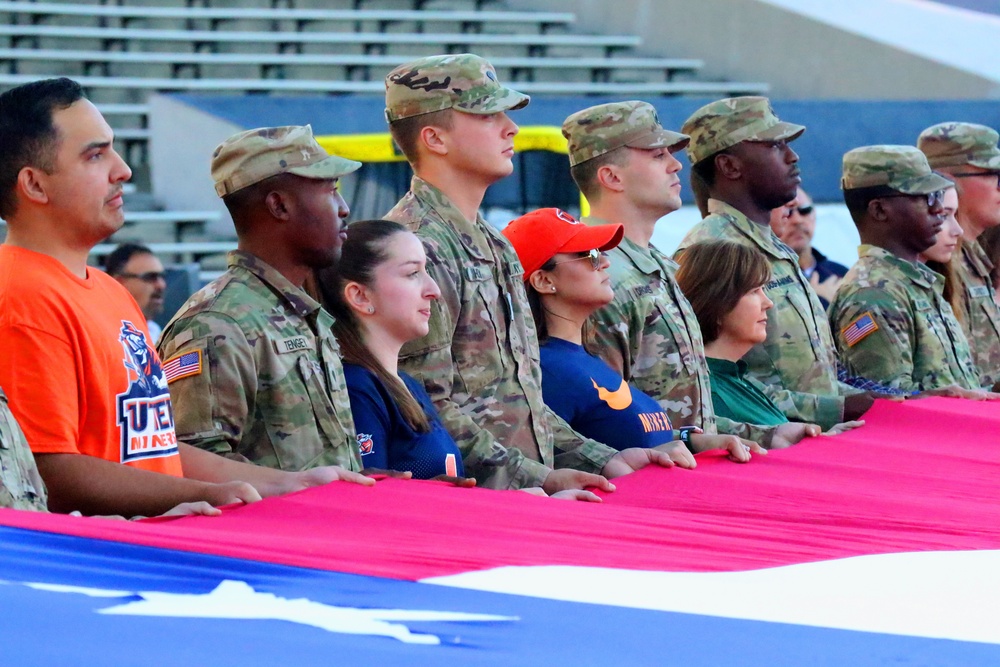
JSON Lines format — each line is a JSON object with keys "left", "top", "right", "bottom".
{"left": 0, "top": 77, "right": 85, "bottom": 220}
{"left": 690, "top": 150, "right": 724, "bottom": 191}
{"left": 675, "top": 240, "right": 771, "bottom": 343}
{"left": 105, "top": 242, "right": 154, "bottom": 276}
{"left": 569, "top": 147, "right": 630, "bottom": 201}
{"left": 842, "top": 185, "right": 897, "bottom": 224}
{"left": 316, "top": 219, "right": 431, "bottom": 433}
{"left": 388, "top": 109, "right": 454, "bottom": 167}
{"left": 689, "top": 168, "right": 712, "bottom": 217}
{"left": 220, "top": 172, "right": 300, "bottom": 236}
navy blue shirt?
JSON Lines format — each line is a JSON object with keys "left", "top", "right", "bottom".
{"left": 343, "top": 363, "right": 464, "bottom": 479}
{"left": 539, "top": 337, "right": 675, "bottom": 450}
{"left": 804, "top": 248, "right": 849, "bottom": 309}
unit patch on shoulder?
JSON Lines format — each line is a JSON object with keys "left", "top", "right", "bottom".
{"left": 842, "top": 312, "right": 879, "bottom": 347}
{"left": 162, "top": 350, "right": 203, "bottom": 383}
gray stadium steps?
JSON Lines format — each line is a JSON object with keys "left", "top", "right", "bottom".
{"left": 2, "top": 210, "right": 220, "bottom": 245}
{"left": 0, "top": 1, "right": 576, "bottom": 30}
{"left": 0, "top": 24, "right": 642, "bottom": 52}
{"left": 0, "top": 72, "right": 768, "bottom": 96}
{"left": 104, "top": 210, "right": 221, "bottom": 244}
{"left": 0, "top": 48, "right": 704, "bottom": 79}
{"left": 91, "top": 241, "right": 235, "bottom": 267}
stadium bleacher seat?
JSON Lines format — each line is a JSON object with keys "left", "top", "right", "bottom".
{"left": 0, "top": 0, "right": 768, "bottom": 275}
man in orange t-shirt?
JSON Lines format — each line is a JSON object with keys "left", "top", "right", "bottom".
{"left": 0, "top": 78, "right": 372, "bottom": 516}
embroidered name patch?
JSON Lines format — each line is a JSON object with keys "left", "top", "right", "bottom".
{"left": 969, "top": 285, "right": 992, "bottom": 299}
{"left": 632, "top": 285, "right": 653, "bottom": 298}
{"left": 842, "top": 312, "right": 879, "bottom": 347}
{"left": 465, "top": 266, "right": 488, "bottom": 281}
{"left": 274, "top": 336, "right": 313, "bottom": 354}
{"left": 765, "top": 275, "right": 794, "bottom": 291}
{"left": 162, "top": 350, "right": 202, "bottom": 383}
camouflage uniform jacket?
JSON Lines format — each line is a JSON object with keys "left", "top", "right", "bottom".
{"left": 0, "top": 386, "right": 47, "bottom": 511}
{"left": 676, "top": 199, "right": 848, "bottom": 429}
{"left": 385, "top": 177, "right": 617, "bottom": 489}
{"left": 829, "top": 245, "right": 981, "bottom": 392}
{"left": 588, "top": 229, "right": 773, "bottom": 446}
{"left": 957, "top": 239, "right": 1000, "bottom": 386}
{"left": 157, "top": 251, "right": 360, "bottom": 472}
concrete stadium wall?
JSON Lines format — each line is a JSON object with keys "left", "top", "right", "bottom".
{"left": 155, "top": 94, "right": 1000, "bottom": 206}
{"left": 507, "top": 0, "right": 1000, "bottom": 99}
{"left": 149, "top": 94, "right": 243, "bottom": 238}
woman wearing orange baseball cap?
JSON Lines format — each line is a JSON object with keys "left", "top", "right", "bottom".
{"left": 503, "top": 208, "right": 759, "bottom": 463}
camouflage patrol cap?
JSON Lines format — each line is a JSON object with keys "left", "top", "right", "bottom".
{"left": 561, "top": 101, "right": 689, "bottom": 167}
{"left": 841, "top": 145, "right": 953, "bottom": 194}
{"left": 384, "top": 53, "right": 529, "bottom": 123}
{"left": 917, "top": 122, "right": 1000, "bottom": 170}
{"left": 211, "top": 125, "right": 361, "bottom": 197}
{"left": 681, "top": 96, "right": 805, "bottom": 165}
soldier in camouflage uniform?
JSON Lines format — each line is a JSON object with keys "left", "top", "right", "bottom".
{"left": 918, "top": 122, "right": 1000, "bottom": 388}
{"left": 0, "top": 386, "right": 47, "bottom": 511}
{"left": 676, "top": 97, "right": 873, "bottom": 430}
{"left": 158, "top": 126, "right": 362, "bottom": 472}
{"left": 830, "top": 145, "right": 981, "bottom": 391}
{"left": 383, "top": 55, "right": 678, "bottom": 491}
{"left": 562, "top": 101, "right": 827, "bottom": 449}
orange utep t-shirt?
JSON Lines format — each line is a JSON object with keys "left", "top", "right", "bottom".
{"left": 0, "top": 245, "right": 182, "bottom": 476}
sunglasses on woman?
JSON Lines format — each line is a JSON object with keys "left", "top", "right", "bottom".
{"left": 552, "top": 248, "right": 604, "bottom": 270}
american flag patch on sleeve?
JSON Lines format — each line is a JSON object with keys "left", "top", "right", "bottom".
{"left": 842, "top": 312, "right": 879, "bottom": 347}
{"left": 162, "top": 350, "right": 203, "bottom": 383}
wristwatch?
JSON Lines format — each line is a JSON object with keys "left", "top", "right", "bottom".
{"left": 677, "top": 426, "right": 702, "bottom": 449}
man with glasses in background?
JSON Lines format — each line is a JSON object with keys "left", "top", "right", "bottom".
{"left": 829, "top": 145, "right": 982, "bottom": 392}
{"left": 106, "top": 243, "right": 168, "bottom": 342}
{"left": 773, "top": 187, "right": 848, "bottom": 309}
{"left": 918, "top": 123, "right": 1000, "bottom": 388}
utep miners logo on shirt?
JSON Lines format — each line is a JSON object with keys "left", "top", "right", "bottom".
{"left": 115, "top": 321, "right": 178, "bottom": 464}
{"left": 591, "top": 377, "right": 633, "bottom": 410}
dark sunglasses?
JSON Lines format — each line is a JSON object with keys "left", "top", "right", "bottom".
{"left": 117, "top": 271, "right": 166, "bottom": 283}
{"left": 552, "top": 248, "right": 604, "bottom": 271}
{"left": 879, "top": 189, "right": 945, "bottom": 209}
{"left": 795, "top": 205, "right": 814, "bottom": 216}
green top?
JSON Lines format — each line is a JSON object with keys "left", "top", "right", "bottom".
{"left": 706, "top": 357, "right": 788, "bottom": 427}
{"left": 676, "top": 199, "right": 852, "bottom": 430}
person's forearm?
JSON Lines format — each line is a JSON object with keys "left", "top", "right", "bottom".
{"left": 35, "top": 452, "right": 219, "bottom": 516}
{"left": 179, "top": 443, "right": 289, "bottom": 497}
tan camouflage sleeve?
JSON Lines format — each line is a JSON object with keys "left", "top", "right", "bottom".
{"left": 715, "top": 416, "right": 775, "bottom": 448}
{"left": 758, "top": 385, "right": 844, "bottom": 430}
{"left": 399, "top": 254, "right": 550, "bottom": 490}
{"left": 0, "top": 387, "right": 48, "bottom": 511}
{"left": 589, "top": 292, "right": 638, "bottom": 381}
{"left": 831, "top": 289, "right": 916, "bottom": 391}
{"left": 546, "top": 406, "right": 619, "bottom": 473}
{"left": 157, "top": 313, "right": 256, "bottom": 462}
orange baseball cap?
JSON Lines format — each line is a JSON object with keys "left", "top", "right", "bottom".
{"left": 502, "top": 208, "right": 623, "bottom": 279}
